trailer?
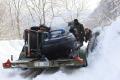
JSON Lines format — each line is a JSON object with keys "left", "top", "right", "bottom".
{"left": 3, "top": 27, "right": 88, "bottom": 69}
{"left": 3, "top": 49, "right": 87, "bottom": 69}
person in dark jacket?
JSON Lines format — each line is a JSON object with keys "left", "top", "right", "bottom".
{"left": 84, "top": 28, "right": 92, "bottom": 42}
{"left": 69, "top": 19, "right": 85, "bottom": 46}
{"left": 38, "top": 24, "right": 50, "bottom": 32}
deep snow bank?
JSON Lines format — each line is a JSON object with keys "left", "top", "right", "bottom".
{"left": 33, "top": 18, "right": 120, "bottom": 80}
{"left": 0, "top": 40, "right": 29, "bottom": 80}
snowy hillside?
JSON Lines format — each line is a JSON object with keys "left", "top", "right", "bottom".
{"left": 84, "top": 0, "right": 120, "bottom": 28}
{"left": 0, "top": 17, "right": 120, "bottom": 80}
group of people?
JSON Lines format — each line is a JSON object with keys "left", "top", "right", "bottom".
{"left": 69, "top": 19, "right": 92, "bottom": 47}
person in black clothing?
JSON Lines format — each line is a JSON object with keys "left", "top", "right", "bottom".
{"left": 38, "top": 24, "right": 50, "bottom": 32}
{"left": 30, "top": 24, "right": 50, "bottom": 32}
{"left": 69, "top": 19, "right": 85, "bottom": 46}
{"left": 84, "top": 28, "right": 92, "bottom": 42}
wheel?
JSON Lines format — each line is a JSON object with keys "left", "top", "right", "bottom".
{"left": 87, "top": 31, "right": 100, "bottom": 54}
{"left": 82, "top": 54, "right": 88, "bottom": 67}
{"left": 18, "top": 47, "right": 26, "bottom": 60}
{"left": 83, "top": 59, "right": 88, "bottom": 67}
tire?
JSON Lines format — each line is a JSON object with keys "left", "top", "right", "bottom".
{"left": 18, "top": 47, "right": 26, "bottom": 60}
{"left": 87, "top": 31, "right": 100, "bottom": 54}
{"left": 83, "top": 59, "right": 88, "bottom": 67}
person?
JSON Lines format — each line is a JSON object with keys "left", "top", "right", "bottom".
{"left": 69, "top": 19, "right": 85, "bottom": 46}
{"left": 38, "top": 24, "right": 50, "bottom": 32}
{"left": 84, "top": 28, "right": 92, "bottom": 42}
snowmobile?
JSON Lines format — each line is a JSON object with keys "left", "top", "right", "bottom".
{"left": 3, "top": 27, "right": 88, "bottom": 69}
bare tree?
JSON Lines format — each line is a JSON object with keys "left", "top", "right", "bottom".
{"left": 13, "top": 0, "right": 23, "bottom": 38}
{"left": 24, "top": 0, "right": 35, "bottom": 23}
{"left": 42, "top": 0, "right": 46, "bottom": 24}
{"left": 8, "top": 1, "right": 14, "bottom": 27}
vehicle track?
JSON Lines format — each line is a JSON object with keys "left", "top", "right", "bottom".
{"left": 19, "top": 67, "right": 59, "bottom": 79}
{"left": 20, "top": 69, "right": 44, "bottom": 79}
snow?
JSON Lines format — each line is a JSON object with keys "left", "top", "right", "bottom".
{"left": 0, "top": 17, "right": 120, "bottom": 80}
{"left": 0, "top": 40, "right": 28, "bottom": 80}
{"left": 0, "top": 40, "right": 24, "bottom": 65}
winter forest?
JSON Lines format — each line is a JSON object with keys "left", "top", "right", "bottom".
{"left": 0, "top": 0, "right": 93, "bottom": 39}
{"left": 0, "top": 0, "right": 119, "bottom": 40}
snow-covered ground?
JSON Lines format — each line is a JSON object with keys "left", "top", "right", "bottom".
{"left": 0, "top": 40, "right": 28, "bottom": 80}
{"left": 0, "top": 17, "right": 120, "bottom": 80}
